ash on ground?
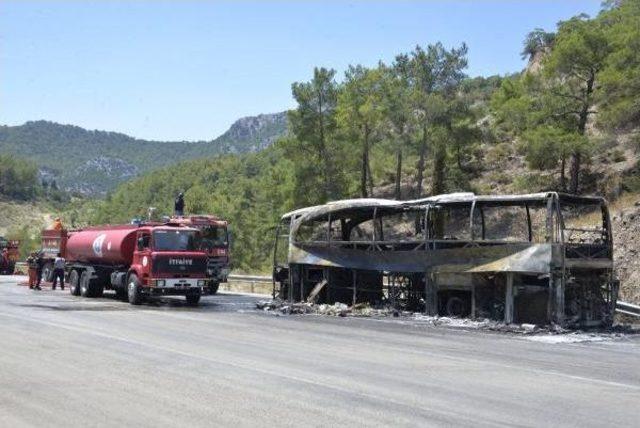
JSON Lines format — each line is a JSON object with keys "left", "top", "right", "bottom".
{"left": 255, "top": 299, "right": 639, "bottom": 341}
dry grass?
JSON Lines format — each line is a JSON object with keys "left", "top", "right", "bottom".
{"left": 568, "top": 192, "right": 640, "bottom": 228}
{"left": 0, "top": 199, "right": 53, "bottom": 236}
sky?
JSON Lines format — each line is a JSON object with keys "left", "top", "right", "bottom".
{"left": 1, "top": 0, "right": 602, "bottom": 141}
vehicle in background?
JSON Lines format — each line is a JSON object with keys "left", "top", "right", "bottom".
{"left": 0, "top": 237, "right": 20, "bottom": 275}
{"left": 40, "top": 224, "right": 210, "bottom": 305}
{"left": 169, "top": 215, "right": 230, "bottom": 294}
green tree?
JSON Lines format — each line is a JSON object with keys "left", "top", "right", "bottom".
{"left": 337, "top": 65, "right": 385, "bottom": 197}
{"left": 0, "top": 154, "right": 39, "bottom": 200}
{"left": 492, "top": 14, "right": 612, "bottom": 194}
{"left": 380, "top": 62, "right": 413, "bottom": 200}
{"left": 543, "top": 15, "right": 611, "bottom": 193}
{"left": 288, "top": 67, "right": 342, "bottom": 202}
{"left": 598, "top": 0, "right": 640, "bottom": 128}
{"left": 399, "top": 43, "right": 469, "bottom": 196}
{"left": 521, "top": 28, "right": 555, "bottom": 60}
{"left": 521, "top": 126, "right": 585, "bottom": 190}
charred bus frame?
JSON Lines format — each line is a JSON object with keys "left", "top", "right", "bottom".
{"left": 272, "top": 193, "right": 618, "bottom": 328}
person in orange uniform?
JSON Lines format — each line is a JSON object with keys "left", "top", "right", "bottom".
{"left": 26, "top": 252, "right": 40, "bottom": 290}
{"left": 52, "top": 217, "right": 63, "bottom": 231}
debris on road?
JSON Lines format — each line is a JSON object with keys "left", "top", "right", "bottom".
{"left": 255, "top": 298, "right": 639, "bottom": 341}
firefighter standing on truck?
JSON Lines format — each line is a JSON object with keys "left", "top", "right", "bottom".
{"left": 174, "top": 192, "right": 185, "bottom": 217}
{"left": 51, "top": 252, "right": 65, "bottom": 290}
{"left": 52, "top": 217, "right": 63, "bottom": 230}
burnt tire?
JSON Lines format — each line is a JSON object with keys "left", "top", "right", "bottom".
{"left": 185, "top": 294, "right": 201, "bottom": 306}
{"left": 127, "top": 273, "right": 143, "bottom": 305}
{"left": 69, "top": 270, "right": 81, "bottom": 296}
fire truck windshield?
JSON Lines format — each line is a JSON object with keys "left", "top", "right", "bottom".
{"left": 200, "top": 225, "right": 228, "bottom": 250}
{"left": 153, "top": 230, "right": 201, "bottom": 252}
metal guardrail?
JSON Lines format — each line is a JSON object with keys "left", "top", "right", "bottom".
{"left": 228, "top": 274, "right": 271, "bottom": 283}
{"left": 13, "top": 261, "right": 27, "bottom": 274}
{"left": 616, "top": 300, "right": 640, "bottom": 318}
{"left": 226, "top": 274, "right": 272, "bottom": 295}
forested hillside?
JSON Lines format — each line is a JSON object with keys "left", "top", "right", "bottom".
{"left": 0, "top": 154, "right": 75, "bottom": 258}
{"left": 0, "top": 154, "right": 39, "bottom": 200}
{"left": 0, "top": 112, "right": 287, "bottom": 195}
{"left": 75, "top": 0, "right": 639, "bottom": 274}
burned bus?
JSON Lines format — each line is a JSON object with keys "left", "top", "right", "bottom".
{"left": 272, "top": 193, "right": 618, "bottom": 328}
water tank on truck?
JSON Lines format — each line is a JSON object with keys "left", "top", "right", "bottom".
{"left": 66, "top": 226, "right": 138, "bottom": 266}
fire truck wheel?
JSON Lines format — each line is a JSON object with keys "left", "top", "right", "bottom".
{"left": 42, "top": 262, "right": 54, "bottom": 282}
{"left": 69, "top": 270, "right": 81, "bottom": 296}
{"left": 127, "top": 274, "right": 143, "bottom": 305}
{"left": 185, "top": 294, "right": 201, "bottom": 306}
{"left": 209, "top": 283, "right": 220, "bottom": 295}
{"left": 80, "top": 271, "right": 92, "bottom": 297}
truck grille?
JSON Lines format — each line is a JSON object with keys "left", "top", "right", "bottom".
{"left": 152, "top": 256, "right": 207, "bottom": 275}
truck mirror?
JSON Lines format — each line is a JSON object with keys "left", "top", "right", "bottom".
{"left": 137, "top": 237, "right": 145, "bottom": 251}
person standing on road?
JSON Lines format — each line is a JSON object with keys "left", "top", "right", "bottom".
{"left": 51, "top": 252, "right": 65, "bottom": 290}
{"left": 174, "top": 192, "right": 185, "bottom": 217}
{"left": 26, "top": 252, "right": 39, "bottom": 289}
{"left": 34, "top": 252, "right": 44, "bottom": 290}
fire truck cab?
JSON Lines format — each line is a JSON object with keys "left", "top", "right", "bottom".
{"left": 169, "top": 215, "right": 230, "bottom": 294}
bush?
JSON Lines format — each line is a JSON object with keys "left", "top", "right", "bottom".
{"left": 611, "top": 148, "right": 626, "bottom": 163}
{"left": 622, "top": 172, "right": 640, "bottom": 193}
{"left": 513, "top": 172, "right": 554, "bottom": 193}
{"left": 485, "top": 142, "right": 512, "bottom": 165}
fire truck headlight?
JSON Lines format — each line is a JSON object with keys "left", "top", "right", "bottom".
{"left": 197, "top": 280, "right": 205, "bottom": 287}
{"left": 155, "top": 280, "right": 165, "bottom": 287}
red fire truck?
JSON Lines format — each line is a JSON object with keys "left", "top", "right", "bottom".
{"left": 40, "top": 223, "right": 211, "bottom": 305}
{"left": 168, "top": 215, "right": 230, "bottom": 294}
{"left": 0, "top": 237, "right": 20, "bottom": 275}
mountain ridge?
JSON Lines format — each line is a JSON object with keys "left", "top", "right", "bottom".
{"left": 0, "top": 111, "right": 288, "bottom": 195}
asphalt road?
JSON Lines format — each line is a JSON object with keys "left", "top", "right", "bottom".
{"left": 1, "top": 276, "right": 639, "bottom": 427}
